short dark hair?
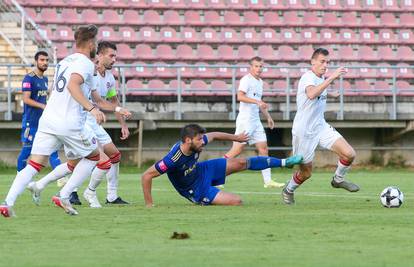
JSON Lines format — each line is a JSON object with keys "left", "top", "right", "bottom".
{"left": 74, "top": 24, "right": 98, "bottom": 47}
{"left": 249, "top": 56, "right": 263, "bottom": 65}
{"left": 311, "top": 48, "right": 329, "bottom": 60}
{"left": 34, "top": 51, "right": 48, "bottom": 61}
{"left": 180, "top": 124, "right": 206, "bottom": 142}
{"left": 97, "top": 41, "right": 117, "bottom": 55}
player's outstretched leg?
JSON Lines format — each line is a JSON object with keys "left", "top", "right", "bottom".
{"left": 330, "top": 138, "right": 359, "bottom": 192}
{"left": 211, "top": 191, "right": 242, "bottom": 206}
{"left": 255, "top": 142, "right": 285, "bottom": 189}
{"left": 226, "top": 155, "right": 303, "bottom": 175}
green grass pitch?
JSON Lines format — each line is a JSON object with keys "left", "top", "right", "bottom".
{"left": 0, "top": 168, "right": 412, "bottom": 267}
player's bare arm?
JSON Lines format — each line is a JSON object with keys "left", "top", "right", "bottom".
{"left": 141, "top": 165, "right": 161, "bottom": 207}
{"left": 259, "top": 105, "right": 275, "bottom": 129}
{"left": 22, "top": 91, "right": 46, "bottom": 109}
{"left": 306, "top": 67, "right": 347, "bottom": 100}
{"left": 237, "top": 91, "right": 268, "bottom": 109}
{"left": 205, "top": 132, "right": 249, "bottom": 143}
{"left": 91, "top": 90, "right": 132, "bottom": 119}
{"left": 110, "top": 95, "right": 130, "bottom": 140}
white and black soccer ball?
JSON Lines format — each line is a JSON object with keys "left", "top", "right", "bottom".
{"left": 380, "top": 186, "right": 404, "bottom": 208}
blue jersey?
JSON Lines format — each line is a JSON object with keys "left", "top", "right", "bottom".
{"left": 21, "top": 72, "right": 48, "bottom": 128}
{"left": 155, "top": 135, "right": 209, "bottom": 193}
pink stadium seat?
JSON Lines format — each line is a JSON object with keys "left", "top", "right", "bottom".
{"left": 374, "top": 80, "right": 392, "bottom": 95}
{"left": 340, "top": 12, "right": 358, "bottom": 27}
{"left": 147, "top": 0, "right": 167, "bottom": 9}
{"left": 81, "top": 9, "right": 101, "bottom": 25}
{"left": 119, "top": 27, "right": 138, "bottom": 42}
{"left": 285, "top": 0, "right": 305, "bottom": 9}
{"left": 123, "top": 10, "right": 141, "bottom": 25}
{"left": 221, "top": 28, "right": 240, "bottom": 43}
{"left": 160, "top": 27, "right": 181, "bottom": 42}
{"left": 155, "top": 45, "right": 175, "bottom": 60}
{"left": 237, "top": 45, "right": 256, "bottom": 60}
{"left": 166, "top": 0, "right": 187, "bottom": 9}
{"left": 354, "top": 80, "right": 372, "bottom": 94}
{"left": 336, "top": 46, "right": 357, "bottom": 61}
{"left": 261, "top": 66, "right": 278, "bottom": 79}
{"left": 355, "top": 63, "right": 377, "bottom": 78}
{"left": 148, "top": 80, "right": 172, "bottom": 96}
{"left": 339, "top": 29, "right": 357, "bottom": 44}
{"left": 226, "top": 0, "right": 246, "bottom": 9}
{"left": 89, "top": 0, "right": 107, "bottom": 8}
{"left": 139, "top": 27, "right": 158, "bottom": 42}
{"left": 176, "top": 44, "right": 196, "bottom": 60}
{"left": 207, "top": 0, "right": 227, "bottom": 9}
{"left": 128, "top": 62, "right": 153, "bottom": 78}
{"left": 135, "top": 44, "right": 155, "bottom": 60}
{"left": 396, "top": 46, "right": 414, "bottom": 61}
{"left": 188, "top": 0, "right": 207, "bottom": 9}
{"left": 400, "top": 0, "right": 414, "bottom": 10}
{"left": 108, "top": 0, "right": 129, "bottom": 8}
{"left": 361, "top": 0, "right": 381, "bottom": 10}
{"left": 153, "top": 62, "right": 176, "bottom": 78}
{"left": 143, "top": 10, "right": 162, "bottom": 25}
{"left": 200, "top": 28, "right": 219, "bottom": 43}
{"left": 304, "top": 0, "right": 324, "bottom": 9}
{"left": 301, "top": 29, "right": 318, "bottom": 43}
{"left": 246, "top": 0, "right": 267, "bottom": 9}
{"left": 396, "top": 81, "right": 413, "bottom": 95}
{"left": 240, "top": 28, "right": 260, "bottom": 43}
{"left": 173, "top": 62, "right": 195, "bottom": 78}
{"left": 182, "top": 27, "right": 200, "bottom": 43}
{"left": 236, "top": 63, "right": 250, "bottom": 78}
{"left": 194, "top": 62, "right": 215, "bottom": 78}
{"left": 359, "top": 29, "right": 376, "bottom": 44}
{"left": 126, "top": 79, "right": 145, "bottom": 92}
{"left": 320, "top": 29, "right": 337, "bottom": 43}
{"left": 380, "top": 13, "right": 398, "bottom": 27}
{"left": 382, "top": 0, "right": 401, "bottom": 10}
{"left": 55, "top": 43, "right": 69, "bottom": 59}
{"left": 332, "top": 80, "right": 353, "bottom": 96}
{"left": 400, "top": 13, "right": 414, "bottom": 28}
{"left": 184, "top": 11, "right": 203, "bottom": 26}
{"left": 204, "top": 11, "right": 222, "bottom": 26}
{"left": 215, "top": 62, "right": 232, "bottom": 78}
{"left": 357, "top": 46, "right": 377, "bottom": 61}
{"left": 280, "top": 29, "right": 300, "bottom": 43}
{"left": 272, "top": 80, "right": 288, "bottom": 95}
{"left": 343, "top": 0, "right": 362, "bottom": 10}
{"left": 189, "top": 80, "right": 211, "bottom": 96}
{"left": 163, "top": 10, "right": 182, "bottom": 26}
{"left": 274, "top": 63, "right": 292, "bottom": 78}
{"left": 211, "top": 80, "right": 230, "bottom": 96}
{"left": 324, "top": 0, "right": 343, "bottom": 10}
{"left": 103, "top": 10, "right": 121, "bottom": 25}
{"left": 244, "top": 11, "right": 261, "bottom": 26}
{"left": 217, "top": 45, "right": 236, "bottom": 60}
{"left": 298, "top": 46, "right": 314, "bottom": 60}
{"left": 360, "top": 13, "right": 378, "bottom": 27}
{"left": 376, "top": 63, "right": 393, "bottom": 78}
{"left": 398, "top": 30, "right": 414, "bottom": 44}
{"left": 322, "top": 13, "right": 341, "bottom": 27}
{"left": 377, "top": 46, "right": 395, "bottom": 61}
{"left": 197, "top": 45, "right": 217, "bottom": 60}
{"left": 54, "top": 26, "right": 73, "bottom": 42}
{"left": 260, "top": 28, "right": 278, "bottom": 44}
{"left": 396, "top": 63, "right": 414, "bottom": 78}
{"left": 224, "top": 11, "right": 242, "bottom": 26}
{"left": 117, "top": 44, "right": 135, "bottom": 60}
{"left": 283, "top": 11, "right": 301, "bottom": 26}
{"left": 266, "top": 0, "right": 287, "bottom": 10}
{"left": 378, "top": 29, "right": 396, "bottom": 44}
{"left": 169, "top": 80, "right": 186, "bottom": 95}
{"left": 258, "top": 45, "right": 276, "bottom": 60}
{"left": 40, "top": 9, "right": 59, "bottom": 24}
{"left": 98, "top": 26, "right": 121, "bottom": 42}
{"left": 263, "top": 11, "right": 283, "bottom": 26}
{"left": 61, "top": 9, "right": 80, "bottom": 24}
{"left": 302, "top": 12, "right": 321, "bottom": 26}
{"left": 66, "top": 0, "right": 89, "bottom": 8}
{"left": 277, "top": 46, "right": 297, "bottom": 61}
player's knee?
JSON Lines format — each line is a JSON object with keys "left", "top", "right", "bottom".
{"left": 109, "top": 151, "right": 121, "bottom": 164}
{"left": 343, "top": 148, "right": 356, "bottom": 162}
{"left": 257, "top": 147, "right": 268, "bottom": 156}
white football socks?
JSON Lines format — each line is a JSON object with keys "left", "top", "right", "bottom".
{"left": 261, "top": 168, "right": 272, "bottom": 184}
{"left": 5, "top": 165, "right": 38, "bottom": 206}
{"left": 60, "top": 158, "right": 98, "bottom": 199}
{"left": 106, "top": 162, "right": 119, "bottom": 202}
{"left": 88, "top": 166, "right": 109, "bottom": 191}
{"left": 334, "top": 159, "right": 352, "bottom": 183}
{"left": 37, "top": 163, "right": 72, "bottom": 191}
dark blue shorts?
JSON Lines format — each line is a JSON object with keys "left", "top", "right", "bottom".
{"left": 20, "top": 126, "right": 37, "bottom": 146}
{"left": 182, "top": 158, "right": 227, "bottom": 205}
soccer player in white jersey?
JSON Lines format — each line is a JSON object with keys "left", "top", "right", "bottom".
{"left": 224, "top": 57, "right": 285, "bottom": 188}
{"left": 282, "top": 48, "right": 360, "bottom": 205}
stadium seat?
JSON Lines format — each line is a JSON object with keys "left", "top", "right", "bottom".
{"left": 396, "top": 63, "right": 414, "bottom": 78}
{"left": 81, "top": 9, "right": 101, "bottom": 25}
{"left": 399, "top": 13, "right": 414, "bottom": 28}
{"left": 189, "top": 80, "right": 210, "bottom": 96}
{"left": 283, "top": 11, "right": 301, "bottom": 26}
{"left": 285, "top": 0, "right": 305, "bottom": 9}
{"left": 263, "top": 11, "right": 283, "bottom": 26}
{"left": 128, "top": 62, "right": 153, "bottom": 78}
{"left": 359, "top": 29, "right": 376, "bottom": 44}
{"left": 215, "top": 62, "right": 232, "bottom": 78}
{"left": 224, "top": 11, "right": 242, "bottom": 26}
{"left": 304, "top": 0, "right": 324, "bottom": 9}
{"left": 376, "top": 63, "right": 393, "bottom": 78}
{"left": 382, "top": 0, "right": 401, "bottom": 11}
{"left": 176, "top": 44, "right": 196, "bottom": 60}
{"left": 160, "top": 27, "right": 181, "bottom": 43}
{"left": 54, "top": 26, "right": 73, "bottom": 42}
{"left": 135, "top": 44, "right": 156, "bottom": 60}
{"left": 360, "top": 13, "right": 378, "bottom": 27}
{"left": 126, "top": 79, "right": 145, "bottom": 94}
{"left": 155, "top": 45, "right": 175, "bottom": 60}
{"left": 398, "top": 30, "right": 414, "bottom": 44}
{"left": 184, "top": 11, "right": 203, "bottom": 26}
{"left": 357, "top": 46, "right": 377, "bottom": 61}
{"left": 162, "top": 10, "right": 182, "bottom": 26}
{"left": 397, "top": 46, "right": 414, "bottom": 61}
{"left": 332, "top": 80, "right": 354, "bottom": 96}
{"left": 108, "top": 0, "right": 129, "bottom": 8}
{"left": 336, "top": 46, "right": 357, "bottom": 61}
{"left": 98, "top": 26, "right": 121, "bottom": 42}
{"left": 143, "top": 10, "right": 162, "bottom": 25}
{"left": 236, "top": 63, "right": 250, "bottom": 78}
{"left": 194, "top": 62, "right": 216, "bottom": 78}
{"left": 117, "top": 44, "right": 135, "bottom": 60}
{"left": 355, "top": 63, "right": 377, "bottom": 78}
{"left": 204, "top": 11, "right": 222, "bottom": 26}
{"left": 298, "top": 46, "right": 314, "bottom": 60}
{"left": 237, "top": 45, "right": 256, "bottom": 60}
{"left": 173, "top": 62, "right": 195, "bottom": 78}
{"left": 217, "top": 45, "right": 236, "bottom": 60}
{"left": 261, "top": 65, "right": 278, "bottom": 79}
{"left": 102, "top": 10, "right": 121, "bottom": 25}
{"left": 277, "top": 46, "right": 297, "bottom": 61}
{"left": 396, "top": 80, "right": 413, "bottom": 95}
{"left": 147, "top": 0, "right": 167, "bottom": 9}
{"left": 343, "top": 0, "right": 362, "bottom": 10}
{"left": 266, "top": 0, "right": 287, "bottom": 10}
{"left": 24, "top": 8, "right": 39, "bottom": 23}
{"left": 324, "top": 0, "right": 343, "bottom": 10}
{"left": 322, "top": 13, "right": 341, "bottom": 27}
{"left": 123, "top": 10, "right": 141, "bottom": 25}
{"left": 320, "top": 29, "right": 337, "bottom": 43}
{"left": 246, "top": 0, "right": 267, "bottom": 9}
{"left": 40, "top": 9, "right": 59, "bottom": 24}
{"left": 380, "top": 13, "right": 398, "bottom": 28}
{"left": 302, "top": 12, "right": 321, "bottom": 27}
{"left": 188, "top": 0, "right": 206, "bottom": 9}
{"left": 197, "top": 45, "right": 217, "bottom": 60}
{"left": 200, "top": 28, "right": 220, "bottom": 43}
{"left": 60, "top": 9, "right": 80, "bottom": 24}
{"left": 66, "top": 0, "right": 89, "bottom": 8}
{"left": 210, "top": 80, "right": 231, "bottom": 96}
{"left": 221, "top": 28, "right": 240, "bottom": 43}
{"left": 339, "top": 29, "right": 357, "bottom": 44}
{"left": 400, "top": 0, "right": 414, "bottom": 10}
{"left": 257, "top": 45, "right": 276, "bottom": 60}
{"left": 139, "top": 27, "right": 158, "bottom": 42}
{"left": 89, "top": 0, "right": 107, "bottom": 8}
{"left": 374, "top": 80, "right": 392, "bottom": 96}
{"left": 226, "top": 0, "right": 246, "bottom": 9}
{"left": 273, "top": 63, "right": 292, "bottom": 78}
{"left": 148, "top": 80, "right": 172, "bottom": 96}
{"left": 378, "top": 29, "right": 396, "bottom": 44}
{"left": 361, "top": 0, "right": 381, "bottom": 10}
{"left": 280, "top": 29, "right": 300, "bottom": 43}
{"left": 169, "top": 80, "right": 186, "bottom": 95}
{"left": 377, "top": 46, "right": 395, "bottom": 61}
{"left": 55, "top": 43, "right": 69, "bottom": 59}
{"left": 301, "top": 29, "right": 318, "bottom": 43}
{"left": 340, "top": 12, "right": 358, "bottom": 27}
{"left": 206, "top": 0, "right": 227, "bottom": 9}
{"left": 166, "top": 0, "right": 186, "bottom": 8}
{"left": 152, "top": 62, "right": 176, "bottom": 78}
{"left": 120, "top": 27, "right": 138, "bottom": 42}
{"left": 354, "top": 80, "right": 372, "bottom": 95}
{"left": 260, "top": 28, "right": 278, "bottom": 44}
{"left": 182, "top": 27, "right": 200, "bottom": 43}
{"left": 272, "top": 80, "right": 288, "bottom": 95}
{"left": 244, "top": 11, "right": 262, "bottom": 26}
{"left": 241, "top": 28, "right": 260, "bottom": 43}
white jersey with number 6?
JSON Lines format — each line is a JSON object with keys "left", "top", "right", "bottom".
{"left": 39, "top": 53, "right": 95, "bottom": 135}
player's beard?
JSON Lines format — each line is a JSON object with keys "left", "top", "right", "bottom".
{"left": 37, "top": 64, "right": 47, "bottom": 72}
{"left": 190, "top": 143, "right": 203, "bottom": 153}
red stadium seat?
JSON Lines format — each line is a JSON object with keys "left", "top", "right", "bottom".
{"left": 236, "top": 63, "right": 249, "bottom": 78}
{"left": 166, "top": 0, "right": 186, "bottom": 8}
{"left": 378, "top": 29, "right": 396, "bottom": 44}
{"left": 398, "top": 30, "right": 414, "bottom": 44}
{"left": 244, "top": 11, "right": 261, "bottom": 26}
{"left": 339, "top": 29, "right": 357, "bottom": 44}
{"left": 56, "top": 43, "right": 69, "bottom": 59}
{"left": 274, "top": 63, "right": 292, "bottom": 78}
{"left": 257, "top": 45, "right": 276, "bottom": 60}
{"left": 277, "top": 46, "right": 297, "bottom": 61}
{"left": 240, "top": 28, "right": 260, "bottom": 43}
{"left": 280, "top": 29, "right": 300, "bottom": 43}
{"left": 354, "top": 80, "right": 372, "bottom": 95}
{"left": 126, "top": 79, "right": 145, "bottom": 92}
{"left": 215, "top": 62, "right": 232, "bottom": 78}
{"left": 123, "top": 10, "right": 141, "bottom": 25}
{"left": 343, "top": 0, "right": 362, "bottom": 10}
{"left": 98, "top": 26, "right": 121, "bottom": 42}
{"left": 266, "top": 0, "right": 286, "bottom": 9}
{"left": 336, "top": 46, "right": 357, "bottom": 61}
{"left": 194, "top": 62, "right": 215, "bottom": 78}
{"left": 147, "top": 0, "right": 167, "bottom": 9}
{"left": 298, "top": 46, "right": 314, "bottom": 61}
{"left": 148, "top": 80, "right": 172, "bottom": 96}
{"left": 324, "top": 0, "right": 343, "bottom": 10}
{"left": 226, "top": 0, "right": 246, "bottom": 9}
{"left": 135, "top": 44, "right": 155, "bottom": 60}
{"left": 263, "top": 11, "right": 283, "bottom": 26}
{"left": 221, "top": 28, "right": 239, "bottom": 43}
{"left": 117, "top": 44, "right": 135, "bottom": 60}
{"left": 108, "top": 0, "right": 129, "bottom": 8}
{"left": 189, "top": 80, "right": 211, "bottom": 96}
{"left": 139, "top": 27, "right": 158, "bottom": 42}
{"left": 340, "top": 12, "right": 358, "bottom": 27}
{"left": 355, "top": 63, "right": 377, "bottom": 78}
{"left": 382, "top": 0, "right": 401, "bottom": 11}
{"left": 40, "top": 9, "right": 59, "bottom": 24}
{"left": 81, "top": 9, "right": 101, "bottom": 25}
{"left": 320, "top": 29, "right": 337, "bottom": 43}
{"left": 224, "top": 11, "right": 242, "bottom": 26}
{"left": 237, "top": 45, "right": 256, "bottom": 60}
{"left": 201, "top": 28, "right": 220, "bottom": 43}
{"left": 173, "top": 62, "right": 195, "bottom": 78}
{"left": 396, "top": 81, "right": 413, "bottom": 95}
{"left": 153, "top": 62, "right": 176, "bottom": 78}
{"left": 360, "top": 13, "right": 378, "bottom": 27}
{"left": 217, "top": 45, "right": 236, "bottom": 60}
{"left": 302, "top": 12, "right": 321, "bottom": 26}
{"left": 188, "top": 0, "right": 206, "bottom": 9}
{"left": 89, "top": 0, "right": 107, "bottom": 8}
{"left": 120, "top": 27, "right": 138, "bottom": 42}
{"left": 128, "top": 62, "right": 153, "bottom": 78}
{"left": 376, "top": 63, "right": 393, "bottom": 78}
{"left": 169, "top": 80, "right": 186, "bottom": 95}
{"left": 322, "top": 13, "right": 341, "bottom": 27}
{"left": 66, "top": 0, "right": 89, "bottom": 8}
{"left": 272, "top": 80, "right": 288, "bottom": 95}
{"left": 374, "top": 80, "right": 392, "bottom": 95}
{"left": 163, "top": 10, "right": 182, "bottom": 26}
{"left": 396, "top": 63, "right": 414, "bottom": 78}
{"left": 143, "top": 10, "right": 162, "bottom": 25}
{"left": 155, "top": 44, "right": 175, "bottom": 60}
{"left": 206, "top": 0, "right": 226, "bottom": 9}
{"left": 103, "top": 10, "right": 121, "bottom": 25}
{"left": 197, "top": 45, "right": 217, "bottom": 60}
{"left": 54, "top": 26, "right": 73, "bottom": 42}
{"left": 400, "top": 13, "right": 414, "bottom": 28}
{"left": 260, "top": 28, "right": 278, "bottom": 44}
{"left": 396, "top": 46, "right": 414, "bottom": 61}
{"left": 283, "top": 11, "right": 301, "bottom": 26}
{"left": 304, "top": 0, "right": 324, "bottom": 9}
{"left": 301, "top": 29, "right": 318, "bottom": 43}
{"left": 377, "top": 46, "right": 395, "bottom": 61}
{"left": 380, "top": 13, "right": 398, "bottom": 27}
{"left": 184, "top": 11, "right": 203, "bottom": 26}
{"left": 211, "top": 80, "right": 231, "bottom": 96}
{"left": 176, "top": 44, "right": 196, "bottom": 60}
{"left": 160, "top": 27, "right": 181, "bottom": 42}
{"left": 357, "top": 46, "right": 377, "bottom": 61}
{"left": 361, "top": 0, "right": 381, "bottom": 10}
{"left": 400, "top": 0, "right": 414, "bottom": 10}
{"left": 332, "top": 80, "right": 353, "bottom": 95}
{"left": 285, "top": 0, "right": 305, "bottom": 9}
{"left": 182, "top": 27, "right": 200, "bottom": 43}
{"left": 204, "top": 11, "right": 222, "bottom": 26}
{"left": 261, "top": 65, "right": 278, "bottom": 79}
{"left": 359, "top": 29, "right": 376, "bottom": 44}
{"left": 247, "top": 0, "right": 267, "bottom": 9}
{"left": 61, "top": 9, "right": 80, "bottom": 24}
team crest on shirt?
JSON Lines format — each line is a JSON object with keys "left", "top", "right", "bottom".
{"left": 91, "top": 137, "right": 97, "bottom": 144}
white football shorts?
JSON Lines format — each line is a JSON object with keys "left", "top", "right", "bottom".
{"left": 235, "top": 116, "right": 267, "bottom": 146}
{"left": 85, "top": 116, "right": 112, "bottom": 146}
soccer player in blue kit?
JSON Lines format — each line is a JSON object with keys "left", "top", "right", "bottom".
{"left": 17, "top": 51, "right": 60, "bottom": 171}
{"left": 141, "top": 124, "right": 303, "bottom": 206}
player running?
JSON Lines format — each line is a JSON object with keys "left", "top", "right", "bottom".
{"left": 282, "top": 48, "right": 359, "bottom": 205}
{"left": 17, "top": 51, "right": 61, "bottom": 172}
{"left": 141, "top": 124, "right": 303, "bottom": 207}
{"left": 224, "top": 56, "right": 284, "bottom": 188}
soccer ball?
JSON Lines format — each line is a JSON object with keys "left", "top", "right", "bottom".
{"left": 380, "top": 186, "right": 404, "bottom": 208}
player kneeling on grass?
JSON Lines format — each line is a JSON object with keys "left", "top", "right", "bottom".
{"left": 141, "top": 124, "right": 303, "bottom": 207}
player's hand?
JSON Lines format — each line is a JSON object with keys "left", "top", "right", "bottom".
{"left": 120, "top": 125, "right": 130, "bottom": 140}
{"left": 91, "top": 108, "right": 106, "bottom": 124}
{"left": 117, "top": 107, "right": 132, "bottom": 119}
{"left": 235, "top": 132, "right": 249, "bottom": 143}
{"left": 330, "top": 67, "right": 348, "bottom": 80}
{"left": 257, "top": 100, "right": 268, "bottom": 110}
{"left": 267, "top": 118, "right": 275, "bottom": 129}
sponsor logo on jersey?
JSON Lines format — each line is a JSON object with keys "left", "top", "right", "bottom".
{"left": 158, "top": 160, "right": 168, "bottom": 172}
{"left": 23, "top": 82, "right": 31, "bottom": 89}
{"left": 37, "top": 90, "right": 48, "bottom": 97}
